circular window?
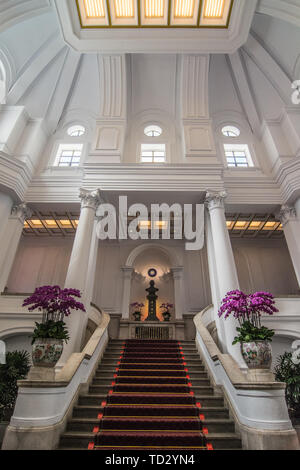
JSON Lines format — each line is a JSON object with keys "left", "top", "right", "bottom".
{"left": 67, "top": 125, "right": 86, "bottom": 137}
{"left": 222, "top": 126, "right": 240, "bottom": 138}
{"left": 144, "top": 125, "right": 162, "bottom": 137}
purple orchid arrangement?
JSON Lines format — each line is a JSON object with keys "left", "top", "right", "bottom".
{"left": 130, "top": 302, "right": 145, "bottom": 311}
{"left": 23, "top": 285, "right": 86, "bottom": 323}
{"left": 160, "top": 303, "right": 174, "bottom": 311}
{"left": 218, "top": 290, "right": 278, "bottom": 328}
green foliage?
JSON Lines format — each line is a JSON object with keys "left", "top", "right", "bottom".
{"left": 31, "top": 320, "right": 70, "bottom": 344}
{"left": 232, "top": 321, "right": 275, "bottom": 345}
{"left": 0, "top": 351, "right": 31, "bottom": 422}
{"left": 274, "top": 352, "right": 300, "bottom": 418}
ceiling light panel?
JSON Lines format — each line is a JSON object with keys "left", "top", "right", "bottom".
{"left": 170, "top": 0, "right": 200, "bottom": 26}
{"left": 78, "top": 0, "right": 109, "bottom": 26}
{"left": 204, "top": 0, "right": 224, "bottom": 18}
{"left": 200, "top": 0, "right": 232, "bottom": 27}
{"left": 109, "top": 0, "right": 138, "bottom": 25}
{"left": 84, "top": 0, "right": 106, "bottom": 16}
{"left": 77, "top": 0, "right": 234, "bottom": 27}
{"left": 141, "top": 0, "right": 168, "bottom": 25}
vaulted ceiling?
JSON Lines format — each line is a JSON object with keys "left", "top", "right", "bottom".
{"left": 0, "top": 0, "right": 299, "bottom": 139}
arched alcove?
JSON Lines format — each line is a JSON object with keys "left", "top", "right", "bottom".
{"left": 130, "top": 247, "right": 175, "bottom": 321}
{"left": 122, "top": 243, "right": 183, "bottom": 321}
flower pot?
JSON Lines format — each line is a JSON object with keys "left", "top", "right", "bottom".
{"left": 32, "top": 338, "right": 63, "bottom": 368}
{"left": 241, "top": 341, "right": 272, "bottom": 369}
{"left": 133, "top": 311, "right": 141, "bottom": 321}
{"left": 162, "top": 311, "right": 171, "bottom": 322}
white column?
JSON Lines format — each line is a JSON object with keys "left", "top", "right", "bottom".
{"left": 60, "top": 189, "right": 101, "bottom": 363}
{"left": 79, "top": 220, "right": 99, "bottom": 349}
{"left": 171, "top": 267, "right": 184, "bottom": 320}
{"left": 0, "top": 192, "right": 14, "bottom": 242}
{"left": 0, "top": 203, "right": 32, "bottom": 293}
{"left": 121, "top": 267, "right": 133, "bottom": 319}
{"left": 205, "top": 208, "right": 226, "bottom": 351}
{"left": 279, "top": 203, "right": 300, "bottom": 288}
{"left": 205, "top": 191, "right": 245, "bottom": 368}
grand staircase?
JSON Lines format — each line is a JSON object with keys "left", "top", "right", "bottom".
{"left": 59, "top": 339, "right": 242, "bottom": 450}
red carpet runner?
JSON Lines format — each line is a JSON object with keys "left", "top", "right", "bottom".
{"left": 88, "top": 339, "right": 212, "bottom": 450}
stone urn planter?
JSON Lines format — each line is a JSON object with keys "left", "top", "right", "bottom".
{"left": 241, "top": 341, "right": 272, "bottom": 369}
{"left": 133, "top": 311, "right": 142, "bottom": 321}
{"left": 162, "top": 311, "right": 171, "bottom": 322}
{"left": 32, "top": 338, "right": 64, "bottom": 368}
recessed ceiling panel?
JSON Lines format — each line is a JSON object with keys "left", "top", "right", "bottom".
{"left": 76, "top": 0, "right": 234, "bottom": 27}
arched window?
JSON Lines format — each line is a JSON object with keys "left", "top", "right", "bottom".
{"left": 141, "top": 124, "right": 166, "bottom": 163}
{"left": 222, "top": 125, "right": 240, "bottom": 137}
{"left": 67, "top": 125, "right": 86, "bottom": 137}
{"left": 144, "top": 125, "right": 162, "bottom": 137}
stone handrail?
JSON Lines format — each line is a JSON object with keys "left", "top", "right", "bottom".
{"left": 193, "top": 306, "right": 299, "bottom": 449}
{"left": 2, "top": 307, "right": 110, "bottom": 450}
{"left": 194, "top": 306, "right": 284, "bottom": 390}
{"left": 18, "top": 309, "right": 109, "bottom": 388}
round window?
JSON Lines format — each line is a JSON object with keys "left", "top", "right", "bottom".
{"left": 67, "top": 125, "right": 86, "bottom": 137}
{"left": 222, "top": 126, "right": 240, "bottom": 138}
{"left": 144, "top": 125, "right": 162, "bottom": 137}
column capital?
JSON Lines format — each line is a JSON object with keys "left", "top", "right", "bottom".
{"left": 79, "top": 188, "right": 102, "bottom": 211}
{"left": 11, "top": 202, "right": 32, "bottom": 223}
{"left": 121, "top": 266, "right": 134, "bottom": 279}
{"left": 205, "top": 190, "right": 227, "bottom": 211}
{"left": 278, "top": 204, "right": 297, "bottom": 227}
{"left": 171, "top": 266, "right": 184, "bottom": 280}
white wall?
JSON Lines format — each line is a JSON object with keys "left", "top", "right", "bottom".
{"left": 271, "top": 334, "right": 293, "bottom": 371}
{"left": 6, "top": 237, "right": 73, "bottom": 293}
{"left": 6, "top": 236, "right": 299, "bottom": 313}
{"left": 232, "top": 238, "right": 299, "bottom": 295}
{"left": 4, "top": 334, "right": 32, "bottom": 356}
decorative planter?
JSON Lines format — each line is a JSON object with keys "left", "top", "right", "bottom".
{"left": 32, "top": 338, "right": 63, "bottom": 368}
{"left": 133, "top": 311, "right": 142, "bottom": 322}
{"left": 241, "top": 341, "right": 272, "bottom": 369}
{"left": 162, "top": 311, "right": 171, "bottom": 322}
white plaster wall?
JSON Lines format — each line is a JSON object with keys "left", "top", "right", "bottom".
{"left": 251, "top": 14, "right": 300, "bottom": 80}
{"left": 6, "top": 237, "right": 73, "bottom": 293}
{"left": 209, "top": 54, "right": 244, "bottom": 116}
{"left": 232, "top": 238, "right": 299, "bottom": 295}
{"left": 271, "top": 334, "right": 294, "bottom": 371}
{"left": 5, "top": 236, "right": 299, "bottom": 315}
{"left": 3, "top": 334, "right": 32, "bottom": 356}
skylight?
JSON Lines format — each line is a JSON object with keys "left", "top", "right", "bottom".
{"left": 76, "top": 0, "right": 234, "bottom": 28}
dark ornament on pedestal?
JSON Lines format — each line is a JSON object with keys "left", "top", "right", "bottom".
{"left": 145, "top": 280, "right": 159, "bottom": 321}
{"left": 133, "top": 311, "right": 142, "bottom": 321}
{"left": 162, "top": 311, "right": 171, "bottom": 322}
